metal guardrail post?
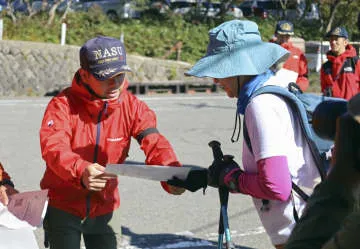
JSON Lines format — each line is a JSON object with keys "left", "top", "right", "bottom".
{"left": 0, "top": 18, "right": 3, "bottom": 41}
{"left": 120, "top": 32, "right": 124, "bottom": 43}
{"left": 61, "top": 22, "right": 66, "bottom": 46}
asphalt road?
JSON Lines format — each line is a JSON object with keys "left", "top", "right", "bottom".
{"left": 0, "top": 94, "right": 273, "bottom": 249}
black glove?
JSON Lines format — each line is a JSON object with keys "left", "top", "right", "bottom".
{"left": 167, "top": 169, "right": 208, "bottom": 192}
{"left": 208, "top": 155, "right": 243, "bottom": 192}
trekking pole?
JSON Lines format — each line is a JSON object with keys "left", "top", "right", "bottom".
{"left": 208, "top": 141, "right": 234, "bottom": 249}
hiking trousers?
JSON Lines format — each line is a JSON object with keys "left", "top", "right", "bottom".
{"left": 43, "top": 206, "right": 122, "bottom": 249}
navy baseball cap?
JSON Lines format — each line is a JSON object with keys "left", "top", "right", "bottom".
{"left": 326, "top": 26, "right": 348, "bottom": 39}
{"left": 275, "top": 20, "right": 294, "bottom": 35}
{"left": 80, "top": 36, "right": 132, "bottom": 81}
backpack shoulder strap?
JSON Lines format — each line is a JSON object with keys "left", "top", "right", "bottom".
{"left": 243, "top": 85, "right": 317, "bottom": 208}
{"left": 350, "top": 56, "right": 359, "bottom": 71}
{"left": 243, "top": 85, "right": 315, "bottom": 220}
{"left": 352, "top": 55, "right": 358, "bottom": 63}
{"left": 243, "top": 85, "right": 300, "bottom": 153}
{"left": 322, "top": 60, "right": 332, "bottom": 72}
{"left": 244, "top": 84, "right": 326, "bottom": 179}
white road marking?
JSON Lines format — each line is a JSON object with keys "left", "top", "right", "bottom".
{"left": 116, "top": 239, "right": 213, "bottom": 249}
{"left": 139, "top": 95, "right": 227, "bottom": 101}
{"left": 206, "top": 226, "right": 265, "bottom": 240}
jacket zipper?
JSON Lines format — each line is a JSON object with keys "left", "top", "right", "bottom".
{"left": 93, "top": 102, "right": 108, "bottom": 163}
{"left": 86, "top": 101, "right": 109, "bottom": 218}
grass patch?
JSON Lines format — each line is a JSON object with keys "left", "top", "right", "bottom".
{"left": 307, "top": 71, "right": 321, "bottom": 94}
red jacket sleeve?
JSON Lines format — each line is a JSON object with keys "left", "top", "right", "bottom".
{"left": 0, "top": 162, "right": 11, "bottom": 182}
{"left": 40, "top": 97, "right": 91, "bottom": 188}
{"left": 296, "top": 53, "right": 309, "bottom": 92}
{"left": 357, "top": 60, "right": 360, "bottom": 92}
{"left": 131, "top": 99, "right": 181, "bottom": 193}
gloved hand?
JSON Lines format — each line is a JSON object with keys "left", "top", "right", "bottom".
{"left": 208, "top": 155, "right": 243, "bottom": 192}
{"left": 167, "top": 168, "right": 208, "bottom": 192}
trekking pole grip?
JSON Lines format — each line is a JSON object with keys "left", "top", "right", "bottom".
{"left": 208, "top": 140, "right": 224, "bottom": 162}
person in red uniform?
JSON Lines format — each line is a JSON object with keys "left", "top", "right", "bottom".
{"left": 271, "top": 20, "right": 309, "bottom": 92}
{"left": 40, "top": 36, "right": 185, "bottom": 249}
{"left": 320, "top": 26, "right": 360, "bottom": 100}
{"left": 0, "top": 162, "right": 18, "bottom": 206}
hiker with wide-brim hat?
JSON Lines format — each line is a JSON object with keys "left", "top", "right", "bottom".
{"left": 169, "top": 20, "right": 321, "bottom": 249}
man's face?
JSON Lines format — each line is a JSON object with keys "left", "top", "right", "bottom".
{"left": 275, "top": 34, "right": 291, "bottom": 45}
{"left": 84, "top": 71, "right": 126, "bottom": 99}
{"left": 329, "top": 35, "right": 348, "bottom": 56}
{"left": 213, "top": 77, "right": 238, "bottom": 98}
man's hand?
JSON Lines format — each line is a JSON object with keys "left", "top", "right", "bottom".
{"left": 0, "top": 184, "right": 19, "bottom": 206}
{"left": 81, "top": 163, "right": 117, "bottom": 191}
{"left": 167, "top": 169, "right": 208, "bottom": 192}
{"left": 208, "top": 155, "right": 243, "bottom": 192}
{"left": 167, "top": 185, "right": 186, "bottom": 195}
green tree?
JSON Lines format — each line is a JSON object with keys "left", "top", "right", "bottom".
{"left": 318, "top": 0, "right": 360, "bottom": 38}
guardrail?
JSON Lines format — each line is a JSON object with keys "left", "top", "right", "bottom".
{"left": 44, "top": 80, "right": 219, "bottom": 96}
{"left": 128, "top": 80, "right": 219, "bottom": 95}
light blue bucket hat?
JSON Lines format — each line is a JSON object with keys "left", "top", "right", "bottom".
{"left": 186, "top": 20, "right": 289, "bottom": 78}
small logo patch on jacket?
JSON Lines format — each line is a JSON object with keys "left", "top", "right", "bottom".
{"left": 107, "top": 137, "right": 123, "bottom": 142}
{"left": 47, "top": 120, "right": 54, "bottom": 127}
{"left": 344, "top": 66, "right": 354, "bottom": 72}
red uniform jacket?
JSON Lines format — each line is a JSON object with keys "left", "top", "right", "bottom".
{"left": 320, "top": 45, "right": 360, "bottom": 100}
{"left": 40, "top": 72, "right": 181, "bottom": 218}
{"left": 281, "top": 42, "right": 309, "bottom": 92}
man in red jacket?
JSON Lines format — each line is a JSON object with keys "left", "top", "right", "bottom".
{"left": 320, "top": 26, "right": 360, "bottom": 100}
{"left": 271, "top": 20, "right": 309, "bottom": 92}
{"left": 40, "top": 36, "right": 185, "bottom": 249}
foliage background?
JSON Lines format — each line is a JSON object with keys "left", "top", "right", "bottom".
{"left": 2, "top": 2, "right": 359, "bottom": 64}
{"left": 1, "top": 1, "right": 359, "bottom": 91}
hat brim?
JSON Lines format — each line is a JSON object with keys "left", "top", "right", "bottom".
{"left": 276, "top": 31, "right": 294, "bottom": 35}
{"left": 186, "top": 42, "right": 289, "bottom": 78}
{"left": 91, "top": 64, "right": 132, "bottom": 81}
{"left": 325, "top": 33, "right": 348, "bottom": 39}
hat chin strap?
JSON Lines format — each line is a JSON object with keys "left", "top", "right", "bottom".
{"left": 80, "top": 75, "right": 105, "bottom": 99}
{"left": 78, "top": 69, "right": 109, "bottom": 99}
{"left": 82, "top": 82, "right": 105, "bottom": 99}
{"left": 236, "top": 76, "right": 240, "bottom": 98}
{"left": 230, "top": 76, "right": 242, "bottom": 143}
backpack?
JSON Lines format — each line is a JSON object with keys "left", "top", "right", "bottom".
{"left": 243, "top": 82, "right": 347, "bottom": 221}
